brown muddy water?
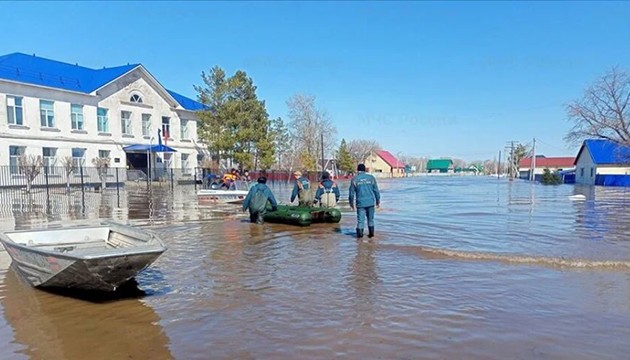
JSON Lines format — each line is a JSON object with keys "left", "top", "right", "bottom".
{"left": 1, "top": 177, "right": 630, "bottom": 359}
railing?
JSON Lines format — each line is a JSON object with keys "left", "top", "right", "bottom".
{"left": 0, "top": 165, "right": 127, "bottom": 189}
{"left": 0, "top": 165, "right": 356, "bottom": 192}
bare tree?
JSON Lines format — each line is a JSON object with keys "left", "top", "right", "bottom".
{"left": 92, "top": 157, "right": 110, "bottom": 191}
{"left": 452, "top": 158, "right": 467, "bottom": 169}
{"left": 397, "top": 155, "right": 428, "bottom": 172}
{"left": 61, "top": 156, "right": 76, "bottom": 191}
{"left": 286, "top": 93, "right": 336, "bottom": 171}
{"left": 18, "top": 154, "right": 43, "bottom": 193}
{"left": 347, "top": 139, "right": 381, "bottom": 164}
{"left": 565, "top": 67, "right": 630, "bottom": 147}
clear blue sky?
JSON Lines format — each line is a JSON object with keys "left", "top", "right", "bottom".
{"left": 2, "top": 1, "right": 629, "bottom": 161}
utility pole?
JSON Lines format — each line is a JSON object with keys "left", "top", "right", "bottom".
{"left": 510, "top": 141, "right": 515, "bottom": 179}
{"left": 504, "top": 141, "right": 518, "bottom": 180}
{"left": 497, "top": 151, "right": 501, "bottom": 179}
{"left": 530, "top": 137, "right": 536, "bottom": 181}
{"left": 320, "top": 132, "right": 325, "bottom": 180}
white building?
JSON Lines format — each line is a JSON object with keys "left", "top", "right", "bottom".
{"left": 517, "top": 156, "right": 575, "bottom": 180}
{"left": 574, "top": 139, "right": 630, "bottom": 186}
{"left": 0, "top": 52, "right": 206, "bottom": 186}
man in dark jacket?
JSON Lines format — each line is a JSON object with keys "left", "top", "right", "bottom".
{"left": 315, "top": 171, "right": 340, "bottom": 208}
{"left": 349, "top": 164, "right": 381, "bottom": 238}
{"left": 243, "top": 176, "right": 278, "bottom": 224}
{"left": 290, "top": 170, "right": 313, "bottom": 206}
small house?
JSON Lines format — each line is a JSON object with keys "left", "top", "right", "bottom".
{"left": 574, "top": 139, "right": 630, "bottom": 186}
{"left": 518, "top": 156, "right": 575, "bottom": 181}
{"left": 426, "top": 159, "right": 454, "bottom": 173}
{"left": 364, "top": 150, "right": 405, "bottom": 178}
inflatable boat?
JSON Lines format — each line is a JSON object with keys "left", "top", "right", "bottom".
{"left": 263, "top": 205, "right": 342, "bottom": 226}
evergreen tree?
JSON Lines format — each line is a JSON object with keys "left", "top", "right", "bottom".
{"left": 541, "top": 168, "right": 562, "bottom": 185}
{"left": 337, "top": 139, "right": 354, "bottom": 173}
{"left": 195, "top": 67, "right": 274, "bottom": 170}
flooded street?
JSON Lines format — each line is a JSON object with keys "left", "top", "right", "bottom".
{"left": 1, "top": 177, "right": 630, "bottom": 359}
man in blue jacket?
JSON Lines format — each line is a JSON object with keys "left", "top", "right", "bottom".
{"left": 315, "top": 171, "right": 340, "bottom": 208}
{"left": 290, "top": 170, "right": 313, "bottom": 206}
{"left": 348, "top": 164, "right": 380, "bottom": 238}
{"left": 243, "top": 176, "right": 278, "bottom": 224}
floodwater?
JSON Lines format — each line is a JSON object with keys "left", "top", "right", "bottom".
{"left": 1, "top": 177, "right": 630, "bottom": 359}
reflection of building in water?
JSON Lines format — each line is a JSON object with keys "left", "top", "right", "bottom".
{"left": 0, "top": 188, "right": 129, "bottom": 228}
{"left": 0, "top": 269, "right": 173, "bottom": 359}
{"left": 573, "top": 186, "right": 630, "bottom": 240}
{"left": 127, "top": 185, "right": 205, "bottom": 223}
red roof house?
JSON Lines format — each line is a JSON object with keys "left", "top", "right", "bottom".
{"left": 519, "top": 156, "right": 575, "bottom": 169}
{"left": 365, "top": 150, "right": 405, "bottom": 177}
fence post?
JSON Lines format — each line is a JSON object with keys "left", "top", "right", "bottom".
{"left": 116, "top": 167, "right": 120, "bottom": 206}
{"left": 79, "top": 165, "right": 84, "bottom": 191}
{"left": 170, "top": 168, "right": 174, "bottom": 190}
{"left": 194, "top": 167, "right": 197, "bottom": 190}
{"left": 44, "top": 164, "right": 50, "bottom": 199}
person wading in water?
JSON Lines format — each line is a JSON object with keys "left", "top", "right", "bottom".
{"left": 349, "top": 164, "right": 381, "bottom": 238}
{"left": 290, "top": 170, "right": 313, "bottom": 207}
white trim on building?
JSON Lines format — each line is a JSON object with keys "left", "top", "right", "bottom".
{"left": 0, "top": 65, "right": 203, "bottom": 186}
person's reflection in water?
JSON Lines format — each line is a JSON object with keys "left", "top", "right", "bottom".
{"left": 348, "top": 241, "right": 379, "bottom": 324}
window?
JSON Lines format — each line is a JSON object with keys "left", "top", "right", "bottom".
{"left": 72, "top": 148, "right": 85, "bottom": 169}
{"left": 162, "top": 117, "right": 170, "bottom": 138}
{"left": 9, "top": 146, "right": 25, "bottom": 175}
{"left": 97, "top": 107, "right": 109, "bottom": 133}
{"left": 71, "top": 104, "right": 84, "bottom": 130}
{"left": 39, "top": 100, "right": 55, "bottom": 128}
{"left": 42, "top": 147, "right": 58, "bottom": 175}
{"left": 98, "top": 150, "right": 111, "bottom": 159}
{"left": 180, "top": 119, "right": 188, "bottom": 139}
{"left": 163, "top": 152, "right": 172, "bottom": 167}
{"left": 142, "top": 114, "right": 151, "bottom": 136}
{"left": 121, "top": 111, "right": 132, "bottom": 135}
{"left": 130, "top": 94, "right": 143, "bottom": 103}
{"left": 590, "top": 168, "right": 594, "bottom": 177}
{"left": 7, "top": 96, "right": 23, "bottom": 125}
{"left": 580, "top": 168, "right": 584, "bottom": 177}
{"left": 181, "top": 153, "right": 190, "bottom": 174}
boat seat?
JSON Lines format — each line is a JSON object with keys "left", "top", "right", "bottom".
{"left": 26, "top": 239, "right": 109, "bottom": 253}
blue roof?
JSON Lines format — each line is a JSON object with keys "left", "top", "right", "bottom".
{"left": 576, "top": 139, "right": 630, "bottom": 165}
{"left": 0, "top": 52, "right": 206, "bottom": 111}
{"left": 167, "top": 90, "right": 208, "bottom": 111}
{"left": 0, "top": 52, "right": 138, "bottom": 93}
{"left": 123, "top": 144, "right": 177, "bottom": 153}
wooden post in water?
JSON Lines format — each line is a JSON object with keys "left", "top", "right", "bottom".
{"left": 498, "top": 151, "right": 501, "bottom": 179}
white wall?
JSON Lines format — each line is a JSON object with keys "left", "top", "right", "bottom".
{"left": 597, "top": 165, "right": 630, "bottom": 175}
{"left": 0, "top": 70, "right": 201, "bottom": 176}
{"left": 575, "top": 148, "right": 596, "bottom": 185}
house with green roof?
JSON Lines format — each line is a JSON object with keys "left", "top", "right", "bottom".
{"left": 426, "top": 159, "right": 454, "bottom": 173}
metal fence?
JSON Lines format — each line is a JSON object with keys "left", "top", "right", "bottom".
{"left": 0, "top": 165, "right": 348, "bottom": 192}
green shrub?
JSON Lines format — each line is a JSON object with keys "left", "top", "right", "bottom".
{"left": 541, "top": 168, "right": 562, "bottom": 185}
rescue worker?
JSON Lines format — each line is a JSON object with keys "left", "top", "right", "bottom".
{"left": 290, "top": 170, "right": 313, "bottom": 207}
{"left": 242, "top": 176, "right": 278, "bottom": 224}
{"left": 349, "top": 164, "right": 381, "bottom": 238}
{"left": 315, "top": 171, "right": 340, "bottom": 208}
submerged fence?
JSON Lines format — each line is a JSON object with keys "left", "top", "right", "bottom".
{"left": 0, "top": 165, "right": 340, "bottom": 191}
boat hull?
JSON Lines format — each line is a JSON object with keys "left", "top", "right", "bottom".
{"left": 197, "top": 190, "right": 248, "bottom": 204}
{"left": 263, "top": 205, "right": 342, "bottom": 226}
{"left": 0, "top": 223, "right": 166, "bottom": 292}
